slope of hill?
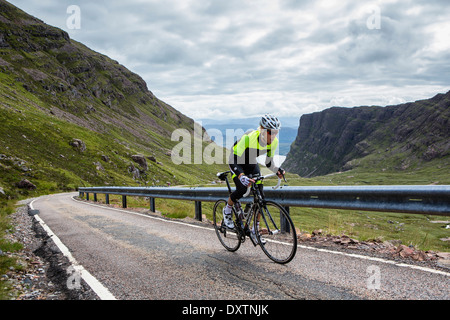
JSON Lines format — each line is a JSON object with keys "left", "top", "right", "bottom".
{"left": 0, "top": 0, "right": 221, "bottom": 200}
{"left": 284, "top": 91, "right": 450, "bottom": 180}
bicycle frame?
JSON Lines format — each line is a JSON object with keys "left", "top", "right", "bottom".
{"left": 214, "top": 171, "right": 297, "bottom": 263}
{"left": 217, "top": 171, "right": 283, "bottom": 239}
{"left": 246, "top": 174, "right": 283, "bottom": 236}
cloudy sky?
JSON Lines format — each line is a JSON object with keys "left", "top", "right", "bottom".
{"left": 8, "top": 0, "right": 450, "bottom": 122}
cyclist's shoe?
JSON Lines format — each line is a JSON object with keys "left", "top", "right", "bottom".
{"left": 222, "top": 208, "right": 235, "bottom": 229}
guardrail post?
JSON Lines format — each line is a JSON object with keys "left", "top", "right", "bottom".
{"left": 195, "top": 201, "right": 202, "bottom": 221}
{"left": 93, "top": 193, "right": 97, "bottom": 202}
{"left": 149, "top": 198, "right": 155, "bottom": 212}
{"left": 281, "top": 206, "right": 290, "bottom": 233}
{"left": 105, "top": 194, "right": 109, "bottom": 204}
{"left": 86, "top": 192, "right": 89, "bottom": 201}
{"left": 122, "top": 195, "right": 127, "bottom": 208}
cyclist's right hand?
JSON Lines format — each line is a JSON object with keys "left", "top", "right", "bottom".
{"left": 239, "top": 175, "right": 254, "bottom": 187}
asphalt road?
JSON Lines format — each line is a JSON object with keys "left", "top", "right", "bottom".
{"left": 31, "top": 192, "right": 449, "bottom": 300}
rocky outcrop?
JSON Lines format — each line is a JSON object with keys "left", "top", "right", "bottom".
{"left": 131, "top": 155, "right": 148, "bottom": 171}
{"left": 284, "top": 91, "right": 450, "bottom": 177}
{"left": 16, "top": 179, "right": 36, "bottom": 190}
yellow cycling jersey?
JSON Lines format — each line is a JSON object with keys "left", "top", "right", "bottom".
{"left": 231, "top": 129, "right": 278, "bottom": 166}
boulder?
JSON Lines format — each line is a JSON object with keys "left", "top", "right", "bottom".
{"left": 17, "top": 179, "right": 36, "bottom": 190}
{"left": 69, "top": 139, "right": 86, "bottom": 152}
{"left": 396, "top": 245, "right": 415, "bottom": 258}
{"left": 93, "top": 161, "right": 104, "bottom": 171}
{"left": 411, "top": 251, "right": 428, "bottom": 261}
{"left": 128, "top": 165, "right": 141, "bottom": 180}
{"left": 298, "top": 233, "right": 312, "bottom": 241}
{"left": 131, "top": 155, "right": 148, "bottom": 170}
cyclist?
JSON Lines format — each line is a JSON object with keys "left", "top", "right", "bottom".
{"left": 223, "top": 114, "right": 285, "bottom": 230}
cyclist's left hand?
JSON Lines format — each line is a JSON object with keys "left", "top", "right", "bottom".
{"left": 276, "top": 167, "right": 285, "bottom": 179}
{"left": 239, "top": 174, "right": 255, "bottom": 187}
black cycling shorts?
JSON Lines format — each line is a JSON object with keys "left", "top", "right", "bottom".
{"left": 229, "top": 164, "right": 264, "bottom": 203}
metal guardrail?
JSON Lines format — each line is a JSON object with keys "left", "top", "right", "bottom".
{"left": 78, "top": 185, "right": 450, "bottom": 221}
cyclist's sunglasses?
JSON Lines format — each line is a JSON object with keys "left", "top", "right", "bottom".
{"left": 266, "top": 129, "right": 279, "bottom": 136}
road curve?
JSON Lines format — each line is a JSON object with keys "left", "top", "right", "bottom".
{"left": 31, "top": 192, "right": 449, "bottom": 300}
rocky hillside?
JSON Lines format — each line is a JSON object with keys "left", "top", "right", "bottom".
{"left": 284, "top": 91, "right": 450, "bottom": 178}
{"left": 0, "top": 0, "right": 218, "bottom": 199}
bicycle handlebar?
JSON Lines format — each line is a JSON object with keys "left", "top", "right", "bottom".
{"left": 243, "top": 173, "right": 283, "bottom": 197}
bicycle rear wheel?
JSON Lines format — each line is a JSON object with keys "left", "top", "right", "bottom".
{"left": 213, "top": 200, "right": 241, "bottom": 252}
{"left": 254, "top": 201, "right": 297, "bottom": 264}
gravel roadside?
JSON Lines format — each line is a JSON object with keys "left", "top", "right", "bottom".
{"left": 1, "top": 199, "right": 97, "bottom": 300}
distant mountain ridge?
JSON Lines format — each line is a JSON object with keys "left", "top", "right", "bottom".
{"left": 284, "top": 91, "right": 450, "bottom": 177}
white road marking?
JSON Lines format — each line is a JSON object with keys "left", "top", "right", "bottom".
{"left": 30, "top": 198, "right": 117, "bottom": 300}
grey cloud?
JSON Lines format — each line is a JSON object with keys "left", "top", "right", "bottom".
{"left": 6, "top": 0, "right": 450, "bottom": 120}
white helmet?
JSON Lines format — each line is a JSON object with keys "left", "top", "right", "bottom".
{"left": 260, "top": 114, "right": 281, "bottom": 130}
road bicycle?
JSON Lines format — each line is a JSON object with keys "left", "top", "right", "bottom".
{"left": 213, "top": 171, "right": 297, "bottom": 264}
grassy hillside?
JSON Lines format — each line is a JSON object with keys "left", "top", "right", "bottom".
{"left": 0, "top": 0, "right": 227, "bottom": 199}
{"left": 0, "top": 0, "right": 227, "bottom": 298}
{"left": 0, "top": 77, "right": 222, "bottom": 195}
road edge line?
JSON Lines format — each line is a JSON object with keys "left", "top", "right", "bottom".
{"left": 30, "top": 197, "right": 117, "bottom": 300}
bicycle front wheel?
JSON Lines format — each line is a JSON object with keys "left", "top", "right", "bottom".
{"left": 254, "top": 201, "right": 297, "bottom": 264}
{"left": 213, "top": 200, "right": 241, "bottom": 252}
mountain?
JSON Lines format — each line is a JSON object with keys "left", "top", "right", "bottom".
{"left": 284, "top": 91, "right": 450, "bottom": 178}
{"left": 0, "top": 0, "right": 220, "bottom": 199}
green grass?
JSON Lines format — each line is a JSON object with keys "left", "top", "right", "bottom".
{"left": 288, "top": 207, "right": 449, "bottom": 252}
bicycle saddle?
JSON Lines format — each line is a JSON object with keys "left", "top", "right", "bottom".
{"left": 217, "top": 171, "right": 230, "bottom": 181}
